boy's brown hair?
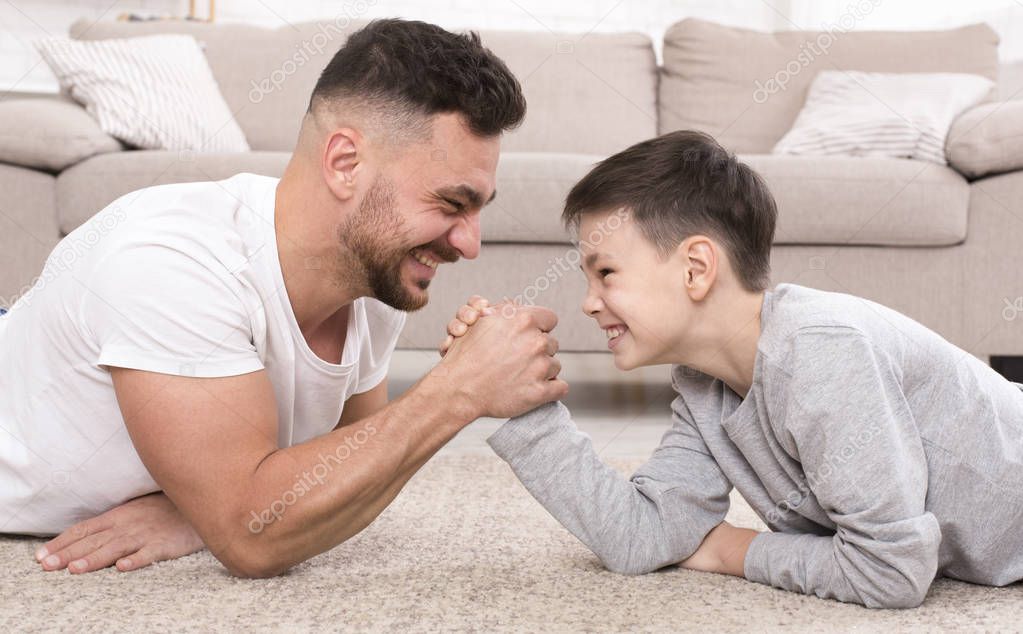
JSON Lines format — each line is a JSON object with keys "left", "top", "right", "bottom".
{"left": 563, "top": 130, "right": 777, "bottom": 291}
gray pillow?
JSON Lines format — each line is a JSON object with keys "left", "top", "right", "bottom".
{"left": 0, "top": 98, "right": 122, "bottom": 172}
{"left": 947, "top": 101, "right": 1023, "bottom": 179}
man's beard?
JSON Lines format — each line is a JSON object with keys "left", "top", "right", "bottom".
{"left": 336, "top": 176, "right": 454, "bottom": 312}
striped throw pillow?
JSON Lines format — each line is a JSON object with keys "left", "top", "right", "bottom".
{"left": 772, "top": 71, "right": 993, "bottom": 165}
{"left": 36, "top": 35, "right": 249, "bottom": 153}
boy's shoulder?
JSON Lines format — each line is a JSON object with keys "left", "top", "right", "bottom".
{"left": 760, "top": 283, "right": 940, "bottom": 365}
{"left": 763, "top": 283, "right": 918, "bottom": 344}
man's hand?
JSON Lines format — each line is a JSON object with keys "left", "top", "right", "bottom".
{"left": 431, "top": 299, "right": 567, "bottom": 420}
{"left": 680, "top": 521, "right": 760, "bottom": 577}
{"left": 439, "top": 295, "right": 493, "bottom": 357}
{"left": 35, "top": 491, "right": 203, "bottom": 574}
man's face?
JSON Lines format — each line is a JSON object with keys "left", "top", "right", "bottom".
{"left": 340, "top": 113, "right": 499, "bottom": 312}
{"left": 578, "top": 210, "right": 689, "bottom": 370}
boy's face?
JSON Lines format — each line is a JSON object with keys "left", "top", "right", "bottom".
{"left": 578, "top": 209, "right": 688, "bottom": 370}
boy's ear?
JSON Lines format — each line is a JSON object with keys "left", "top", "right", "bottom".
{"left": 678, "top": 235, "right": 716, "bottom": 302}
{"left": 323, "top": 127, "right": 365, "bottom": 202}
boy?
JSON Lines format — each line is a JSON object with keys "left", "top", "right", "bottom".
{"left": 440, "top": 131, "right": 1023, "bottom": 608}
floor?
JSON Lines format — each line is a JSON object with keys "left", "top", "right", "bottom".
{"left": 3, "top": 351, "right": 1021, "bottom": 631}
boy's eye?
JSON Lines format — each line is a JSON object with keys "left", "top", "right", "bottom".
{"left": 598, "top": 268, "right": 613, "bottom": 278}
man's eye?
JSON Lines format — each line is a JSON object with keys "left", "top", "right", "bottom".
{"left": 598, "top": 268, "right": 613, "bottom": 278}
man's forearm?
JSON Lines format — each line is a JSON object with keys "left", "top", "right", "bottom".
{"left": 213, "top": 372, "right": 474, "bottom": 576}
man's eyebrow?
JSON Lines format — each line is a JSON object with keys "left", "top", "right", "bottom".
{"left": 435, "top": 184, "right": 496, "bottom": 208}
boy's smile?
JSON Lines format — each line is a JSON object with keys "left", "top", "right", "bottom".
{"left": 578, "top": 209, "right": 688, "bottom": 370}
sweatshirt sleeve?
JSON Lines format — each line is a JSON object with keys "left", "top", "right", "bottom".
{"left": 487, "top": 396, "right": 732, "bottom": 575}
{"left": 743, "top": 326, "right": 942, "bottom": 609}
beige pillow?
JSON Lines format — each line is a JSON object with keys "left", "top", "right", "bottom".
{"left": 947, "top": 101, "right": 1023, "bottom": 179}
{"left": 36, "top": 34, "right": 249, "bottom": 152}
{"left": 773, "top": 71, "right": 993, "bottom": 165}
{"left": 659, "top": 18, "right": 999, "bottom": 154}
{"left": 0, "top": 98, "right": 121, "bottom": 171}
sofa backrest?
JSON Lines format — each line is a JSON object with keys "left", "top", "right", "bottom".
{"left": 69, "top": 19, "right": 658, "bottom": 155}
{"left": 659, "top": 18, "right": 1000, "bottom": 154}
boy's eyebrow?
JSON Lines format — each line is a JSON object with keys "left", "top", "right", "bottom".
{"left": 582, "top": 252, "right": 612, "bottom": 269}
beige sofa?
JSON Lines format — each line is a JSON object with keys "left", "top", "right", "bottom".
{"left": 1, "top": 18, "right": 1021, "bottom": 363}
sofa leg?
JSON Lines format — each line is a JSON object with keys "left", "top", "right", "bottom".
{"left": 989, "top": 357, "right": 1023, "bottom": 383}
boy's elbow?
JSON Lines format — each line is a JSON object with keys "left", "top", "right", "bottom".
{"left": 599, "top": 550, "right": 673, "bottom": 576}
{"left": 602, "top": 558, "right": 654, "bottom": 576}
{"left": 858, "top": 563, "right": 934, "bottom": 609}
{"left": 879, "top": 571, "right": 932, "bottom": 609}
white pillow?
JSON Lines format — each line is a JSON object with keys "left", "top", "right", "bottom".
{"left": 36, "top": 35, "right": 249, "bottom": 153}
{"left": 772, "top": 71, "right": 993, "bottom": 165}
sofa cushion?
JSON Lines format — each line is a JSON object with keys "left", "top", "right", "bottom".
{"left": 71, "top": 20, "right": 658, "bottom": 156}
{"left": 0, "top": 98, "right": 121, "bottom": 172}
{"left": 56, "top": 150, "right": 597, "bottom": 242}
{"left": 660, "top": 19, "right": 999, "bottom": 154}
{"left": 0, "top": 165, "right": 59, "bottom": 305}
{"left": 56, "top": 151, "right": 290, "bottom": 234}
{"left": 478, "top": 30, "right": 657, "bottom": 154}
{"left": 488, "top": 152, "right": 601, "bottom": 243}
{"left": 947, "top": 101, "right": 1023, "bottom": 179}
{"left": 743, "top": 155, "right": 969, "bottom": 246}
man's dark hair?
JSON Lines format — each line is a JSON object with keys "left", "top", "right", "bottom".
{"left": 309, "top": 19, "right": 526, "bottom": 137}
{"left": 563, "top": 130, "right": 777, "bottom": 292}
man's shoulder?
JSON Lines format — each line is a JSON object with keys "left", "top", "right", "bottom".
{"left": 90, "top": 174, "right": 277, "bottom": 275}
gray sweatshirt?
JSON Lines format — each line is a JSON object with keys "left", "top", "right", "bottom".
{"left": 488, "top": 283, "right": 1023, "bottom": 609}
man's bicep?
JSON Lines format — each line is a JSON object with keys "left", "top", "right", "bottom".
{"left": 110, "top": 367, "right": 279, "bottom": 540}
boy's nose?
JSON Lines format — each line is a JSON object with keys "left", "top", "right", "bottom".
{"left": 581, "top": 290, "right": 603, "bottom": 317}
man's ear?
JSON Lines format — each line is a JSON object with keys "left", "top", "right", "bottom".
{"left": 677, "top": 235, "right": 717, "bottom": 302}
{"left": 322, "top": 127, "right": 364, "bottom": 202}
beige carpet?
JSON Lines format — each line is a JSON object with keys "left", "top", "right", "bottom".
{"left": 2, "top": 454, "right": 1021, "bottom": 632}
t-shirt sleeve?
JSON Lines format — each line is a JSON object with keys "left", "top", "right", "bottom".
{"left": 353, "top": 299, "right": 407, "bottom": 394}
{"left": 79, "top": 243, "right": 264, "bottom": 378}
{"left": 743, "top": 326, "right": 941, "bottom": 609}
{"left": 487, "top": 386, "right": 733, "bottom": 575}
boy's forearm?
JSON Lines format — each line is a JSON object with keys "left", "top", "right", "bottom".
{"left": 489, "top": 402, "right": 729, "bottom": 575}
{"left": 219, "top": 373, "right": 475, "bottom": 576}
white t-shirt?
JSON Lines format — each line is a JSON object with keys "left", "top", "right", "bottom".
{"left": 0, "top": 173, "right": 406, "bottom": 535}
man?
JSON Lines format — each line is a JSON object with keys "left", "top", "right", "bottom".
{"left": 0, "top": 19, "right": 567, "bottom": 577}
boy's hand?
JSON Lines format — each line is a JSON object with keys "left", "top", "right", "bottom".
{"left": 35, "top": 491, "right": 204, "bottom": 574}
{"left": 680, "top": 521, "right": 760, "bottom": 577}
{"left": 431, "top": 302, "right": 566, "bottom": 420}
{"left": 439, "top": 295, "right": 495, "bottom": 357}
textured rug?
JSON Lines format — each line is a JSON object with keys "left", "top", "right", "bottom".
{"left": 2, "top": 454, "right": 1021, "bottom": 632}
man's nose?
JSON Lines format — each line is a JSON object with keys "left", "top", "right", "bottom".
{"left": 449, "top": 213, "right": 481, "bottom": 260}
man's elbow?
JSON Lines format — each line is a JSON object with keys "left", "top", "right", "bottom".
{"left": 222, "top": 551, "right": 292, "bottom": 579}
{"left": 205, "top": 510, "right": 295, "bottom": 579}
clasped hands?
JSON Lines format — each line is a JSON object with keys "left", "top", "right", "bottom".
{"left": 438, "top": 295, "right": 759, "bottom": 577}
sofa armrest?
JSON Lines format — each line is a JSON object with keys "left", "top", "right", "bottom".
{"left": 0, "top": 98, "right": 122, "bottom": 172}
{"left": 947, "top": 101, "right": 1023, "bottom": 179}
